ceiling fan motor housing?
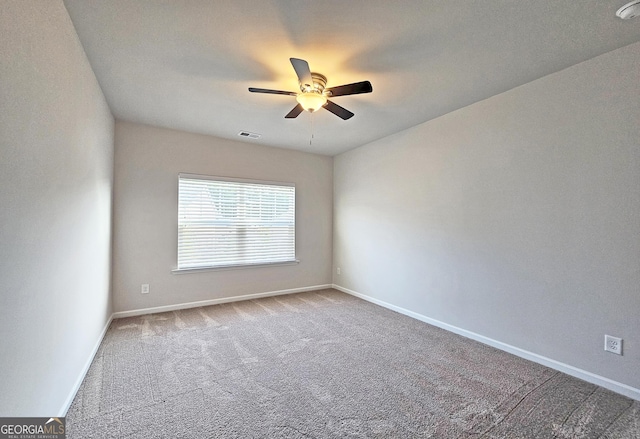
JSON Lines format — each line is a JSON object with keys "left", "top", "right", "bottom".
{"left": 301, "top": 73, "right": 327, "bottom": 94}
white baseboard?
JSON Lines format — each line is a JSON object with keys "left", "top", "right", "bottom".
{"left": 60, "top": 314, "right": 113, "bottom": 416}
{"left": 332, "top": 284, "right": 640, "bottom": 402}
{"left": 112, "top": 284, "right": 333, "bottom": 319}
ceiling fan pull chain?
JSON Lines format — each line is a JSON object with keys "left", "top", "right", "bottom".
{"left": 310, "top": 113, "right": 316, "bottom": 146}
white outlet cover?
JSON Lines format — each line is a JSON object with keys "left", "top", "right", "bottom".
{"left": 141, "top": 284, "right": 150, "bottom": 294}
{"left": 604, "top": 335, "right": 622, "bottom": 355}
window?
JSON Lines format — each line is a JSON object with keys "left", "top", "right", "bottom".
{"left": 176, "top": 174, "right": 296, "bottom": 270}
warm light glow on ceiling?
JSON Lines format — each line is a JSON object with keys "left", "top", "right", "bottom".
{"left": 296, "top": 92, "right": 327, "bottom": 112}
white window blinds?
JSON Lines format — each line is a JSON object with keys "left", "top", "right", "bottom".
{"left": 177, "top": 174, "right": 295, "bottom": 270}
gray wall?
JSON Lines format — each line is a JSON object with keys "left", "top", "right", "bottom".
{"left": 334, "top": 42, "right": 640, "bottom": 390}
{"left": 113, "top": 121, "right": 333, "bottom": 312}
{"left": 0, "top": 2, "right": 114, "bottom": 416}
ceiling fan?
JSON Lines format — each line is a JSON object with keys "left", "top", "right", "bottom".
{"left": 249, "top": 58, "right": 372, "bottom": 120}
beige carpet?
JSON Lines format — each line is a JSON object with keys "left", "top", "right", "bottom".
{"left": 67, "top": 289, "right": 639, "bottom": 438}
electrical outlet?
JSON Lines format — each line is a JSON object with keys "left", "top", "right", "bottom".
{"left": 141, "top": 284, "right": 150, "bottom": 294}
{"left": 337, "top": 267, "right": 341, "bottom": 275}
{"left": 604, "top": 335, "right": 622, "bottom": 355}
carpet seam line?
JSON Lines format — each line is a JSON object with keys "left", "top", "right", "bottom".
{"left": 477, "top": 372, "right": 560, "bottom": 438}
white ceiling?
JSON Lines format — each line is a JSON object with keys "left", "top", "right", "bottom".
{"left": 63, "top": 0, "right": 640, "bottom": 156}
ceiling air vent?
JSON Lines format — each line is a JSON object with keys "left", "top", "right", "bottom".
{"left": 616, "top": 1, "right": 640, "bottom": 19}
{"left": 238, "top": 131, "right": 261, "bottom": 139}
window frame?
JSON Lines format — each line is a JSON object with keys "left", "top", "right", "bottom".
{"left": 172, "top": 173, "right": 298, "bottom": 273}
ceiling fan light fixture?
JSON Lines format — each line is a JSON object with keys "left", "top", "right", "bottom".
{"left": 296, "top": 92, "right": 327, "bottom": 113}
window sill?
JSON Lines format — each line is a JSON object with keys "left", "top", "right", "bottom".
{"left": 171, "top": 260, "right": 299, "bottom": 274}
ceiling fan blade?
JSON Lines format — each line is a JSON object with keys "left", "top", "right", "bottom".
{"left": 285, "top": 104, "right": 304, "bottom": 119}
{"left": 248, "top": 87, "right": 297, "bottom": 96}
{"left": 324, "top": 100, "right": 354, "bottom": 120}
{"left": 326, "top": 81, "right": 373, "bottom": 97}
{"left": 290, "top": 58, "right": 313, "bottom": 89}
